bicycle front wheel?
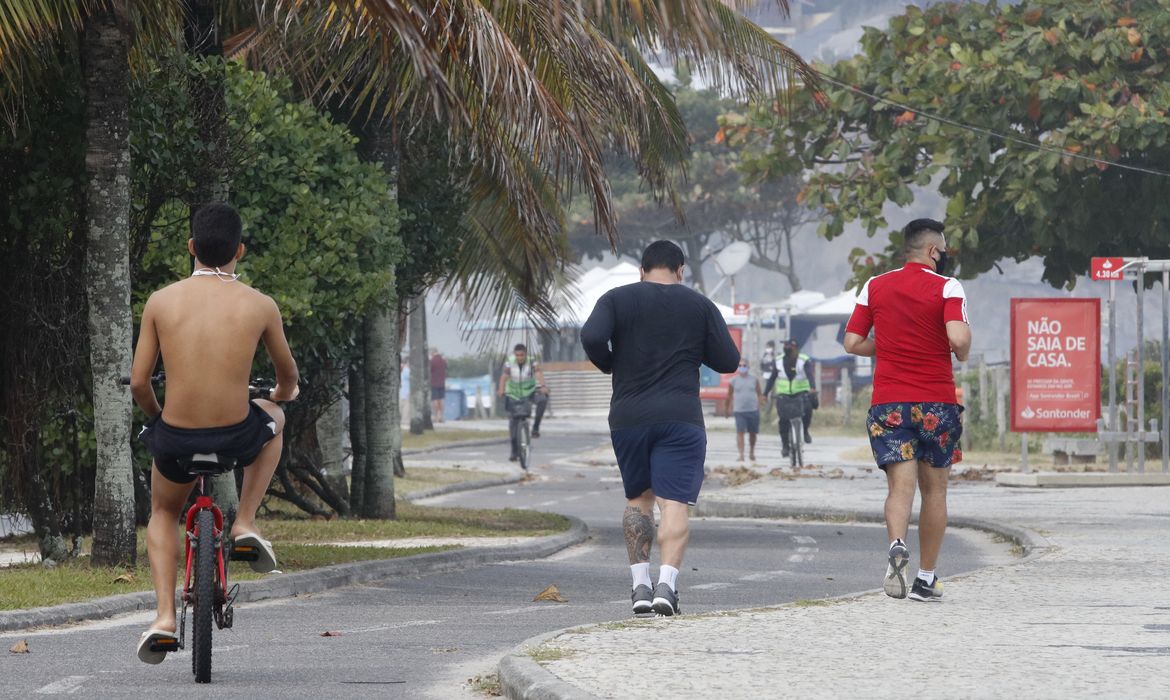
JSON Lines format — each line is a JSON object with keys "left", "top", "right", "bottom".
{"left": 192, "top": 509, "right": 215, "bottom": 683}
{"left": 518, "top": 420, "right": 531, "bottom": 471}
{"left": 790, "top": 418, "right": 803, "bottom": 468}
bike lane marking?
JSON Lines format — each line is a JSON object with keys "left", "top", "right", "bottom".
{"left": 35, "top": 676, "right": 92, "bottom": 694}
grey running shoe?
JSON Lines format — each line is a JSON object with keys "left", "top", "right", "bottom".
{"left": 651, "top": 582, "right": 680, "bottom": 616}
{"left": 908, "top": 576, "right": 944, "bottom": 602}
{"left": 884, "top": 540, "right": 910, "bottom": 599}
{"left": 631, "top": 584, "right": 654, "bottom": 614}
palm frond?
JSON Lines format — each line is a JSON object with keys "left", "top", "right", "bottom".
{"left": 0, "top": 0, "right": 90, "bottom": 128}
{"left": 440, "top": 159, "right": 573, "bottom": 331}
{"left": 579, "top": 0, "right": 816, "bottom": 97}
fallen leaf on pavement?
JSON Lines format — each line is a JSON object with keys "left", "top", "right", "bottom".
{"left": 320, "top": 630, "right": 343, "bottom": 637}
{"left": 9, "top": 640, "right": 29, "bottom": 654}
{"left": 533, "top": 584, "right": 568, "bottom": 603}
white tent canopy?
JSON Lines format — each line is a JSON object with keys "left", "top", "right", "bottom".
{"left": 462, "top": 261, "right": 748, "bottom": 331}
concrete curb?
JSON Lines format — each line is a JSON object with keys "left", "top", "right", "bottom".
{"left": 404, "top": 474, "right": 524, "bottom": 501}
{"left": 693, "top": 500, "right": 1051, "bottom": 560}
{"left": 496, "top": 500, "right": 1051, "bottom": 699}
{"left": 401, "top": 436, "right": 509, "bottom": 456}
{"left": 0, "top": 516, "right": 587, "bottom": 634}
{"left": 498, "top": 629, "right": 602, "bottom": 700}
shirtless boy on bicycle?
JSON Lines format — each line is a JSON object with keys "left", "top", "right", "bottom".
{"left": 129, "top": 203, "right": 299, "bottom": 663}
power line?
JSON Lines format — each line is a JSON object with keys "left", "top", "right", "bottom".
{"left": 811, "top": 69, "right": 1170, "bottom": 180}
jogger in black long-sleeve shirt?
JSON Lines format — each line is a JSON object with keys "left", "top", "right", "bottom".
{"left": 581, "top": 240, "right": 740, "bottom": 616}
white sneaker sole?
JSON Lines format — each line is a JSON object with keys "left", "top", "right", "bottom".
{"left": 651, "top": 597, "right": 678, "bottom": 616}
{"left": 632, "top": 601, "right": 653, "bottom": 614}
{"left": 883, "top": 551, "right": 909, "bottom": 599}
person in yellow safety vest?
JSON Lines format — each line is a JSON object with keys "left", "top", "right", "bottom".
{"left": 763, "top": 339, "right": 819, "bottom": 457}
{"left": 496, "top": 343, "right": 549, "bottom": 463}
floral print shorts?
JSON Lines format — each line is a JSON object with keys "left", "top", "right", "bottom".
{"left": 866, "top": 402, "right": 964, "bottom": 468}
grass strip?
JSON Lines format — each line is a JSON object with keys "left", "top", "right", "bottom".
{"left": 0, "top": 542, "right": 453, "bottom": 611}
{"left": 402, "top": 428, "right": 507, "bottom": 450}
{"left": 0, "top": 507, "right": 568, "bottom": 611}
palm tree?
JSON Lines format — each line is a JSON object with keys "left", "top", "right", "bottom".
{"left": 237, "top": 0, "right": 814, "bottom": 321}
{"left": 228, "top": 1, "right": 815, "bottom": 516}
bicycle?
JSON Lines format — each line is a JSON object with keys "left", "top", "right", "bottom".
{"left": 776, "top": 393, "right": 809, "bottom": 469}
{"left": 507, "top": 396, "right": 534, "bottom": 470}
{"left": 125, "top": 373, "right": 273, "bottom": 683}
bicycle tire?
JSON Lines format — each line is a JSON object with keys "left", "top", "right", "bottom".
{"left": 518, "top": 420, "right": 531, "bottom": 471}
{"left": 192, "top": 509, "right": 215, "bottom": 683}
{"left": 790, "top": 418, "right": 803, "bottom": 468}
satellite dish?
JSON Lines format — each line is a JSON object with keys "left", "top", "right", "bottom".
{"left": 714, "top": 242, "right": 752, "bottom": 277}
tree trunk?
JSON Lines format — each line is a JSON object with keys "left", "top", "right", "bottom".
{"left": 348, "top": 362, "right": 367, "bottom": 511}
{"left": 184, "top": 0, "right": 229, "bottom": 205}
{"left": 681, "top": 239, "right": 707, "bottom": 292}
{"left": 316, "top": 368, "right": 349, "bottom": 515}
{"left": 355, "top": 126, "right": 403, "bottom": 516}
{"left": 408, "top": 295, "right": 431, "bottom": 434}
{"left": 82, "top": 8, "right": 136, "bottom": 567}
{"left": 361, "top": 308, "right": 399, "bottom": 518}
{"left": 182, "top": 0, "right": 239, "bottom": 525}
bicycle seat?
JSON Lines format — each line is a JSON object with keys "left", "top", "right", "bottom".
{"left": 177, "top": 453, "right": 238, "bottom": 476}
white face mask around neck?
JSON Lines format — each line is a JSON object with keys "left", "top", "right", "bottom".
{"left": 191, "top": 267, "right": 239, "bottom": 282}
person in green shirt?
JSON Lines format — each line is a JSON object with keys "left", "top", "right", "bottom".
{"left": 496, "top": 343, "right": 549, "bottom": 462}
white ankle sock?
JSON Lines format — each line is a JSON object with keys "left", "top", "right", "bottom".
{"left": 630, "top": 563, "right": 651, "bottom": 589}
{"left": 890, "top": 538, "right": 906, "bottom": 551}
{"left": 917, "top": 568, "right": 935, "bottom": 583}
{"left": 658, "top": 565, "right": 679, "bottom": 591}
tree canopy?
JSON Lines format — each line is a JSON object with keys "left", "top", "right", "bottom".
{"left": 729, "top": 0, "right": 1170, "bottom": 287}
{"left": 570, "top": 83, "right": 816, "bottom": 292}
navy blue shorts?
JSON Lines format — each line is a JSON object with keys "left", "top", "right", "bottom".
{"left": 866, "top": 402, "right": 964, "bottom": 468}
{"left": 734, "top": 411, "right": 760, "bottom": 434}
{"left": 610, "top": 422, "right": 707, "bottom": 505}
{"left": 140, "top": 401, "right": 279, "bottom": 484}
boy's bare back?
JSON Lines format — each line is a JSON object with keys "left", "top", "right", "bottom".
{"left": 130, "top": 275, "right": 296, "bottom": 429}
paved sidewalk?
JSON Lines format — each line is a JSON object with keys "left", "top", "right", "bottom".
{"left": 505, "top": 455, "right": 1170, "bottom": 697}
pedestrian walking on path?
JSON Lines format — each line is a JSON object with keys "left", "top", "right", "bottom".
{"left": 843, "top": 218, "right": 971, "bottom": 602}
{"left": 430, "top": 348, "right": 447, "bottom": 423}
{"left": 727, "top": 359, "right": 763, "bottom": 461}
{"left": 581, "top": 240, "right": 740, "bottom": 616}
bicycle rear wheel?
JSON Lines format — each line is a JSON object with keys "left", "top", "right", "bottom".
{"left": 518, "top": 420, "right": 531, "bottom": 471}
{"left": 192, "top": 509, "right": 215, "bottom": 683}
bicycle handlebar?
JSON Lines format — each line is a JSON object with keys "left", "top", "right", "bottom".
{"left": 119, "top": 373, "right": 278, "bottom": 395}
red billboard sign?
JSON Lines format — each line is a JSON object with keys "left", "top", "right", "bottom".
{"left": 732, "top": 302, "right": 751, "bottom": 315}
{"left": 1090, "top": 257, "right": 1125, "bottom": 281}
{"left": 1010, "top": 298, "right": 1101, "bottom": 432}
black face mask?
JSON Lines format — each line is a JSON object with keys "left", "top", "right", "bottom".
{"left": 933, "top": 249, "right": 950, "bottom": 275}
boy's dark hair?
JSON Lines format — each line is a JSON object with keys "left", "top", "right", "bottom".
{"left": 902, "top": 218, "right": 945, "bottom": 255}
{"left": 514, "top": 343, "right": 527, "bottom": 352}
{"left": 640, "top": 240, "right": 685, "bottom": 273}
{"left": 192, "top": 203, "right": 243, "bottom": 267}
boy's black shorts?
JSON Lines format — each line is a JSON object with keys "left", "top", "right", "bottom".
{"left": 140, "top": 401, "right": 279, "bottom": 484}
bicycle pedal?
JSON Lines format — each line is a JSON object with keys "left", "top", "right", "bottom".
{"left": 149, "top": 637, "right": 180, "bottom": 653}
{"left": 230, "top": 545, "right": 260, "bottom": 562}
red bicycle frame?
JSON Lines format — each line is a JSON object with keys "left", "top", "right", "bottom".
{"left": 182, "top": 477, "right": 228, "bottom": 607}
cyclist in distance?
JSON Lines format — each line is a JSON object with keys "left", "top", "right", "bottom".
{"left": 497, "top": 343, "right": 549, "bottom": 460}
{"left": 129, "top": 203, "right": 299, "bottom": 663}
{"left": 764, "top": 339, "right": 817, "bottom": 457}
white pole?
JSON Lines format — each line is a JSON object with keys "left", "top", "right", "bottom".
{"left": 1137, "top": 271, "right": 1146, "bottom": 473}
{"left": 1162, "top": 269, "right": 1169, "bottom": 473}
{"left": 1108, "top": 280, "right": 1118, "bottom": 472}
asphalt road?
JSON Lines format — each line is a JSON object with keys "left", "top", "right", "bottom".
{"left": 0, "top": 428, "right": 1014, "bottom": 699}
